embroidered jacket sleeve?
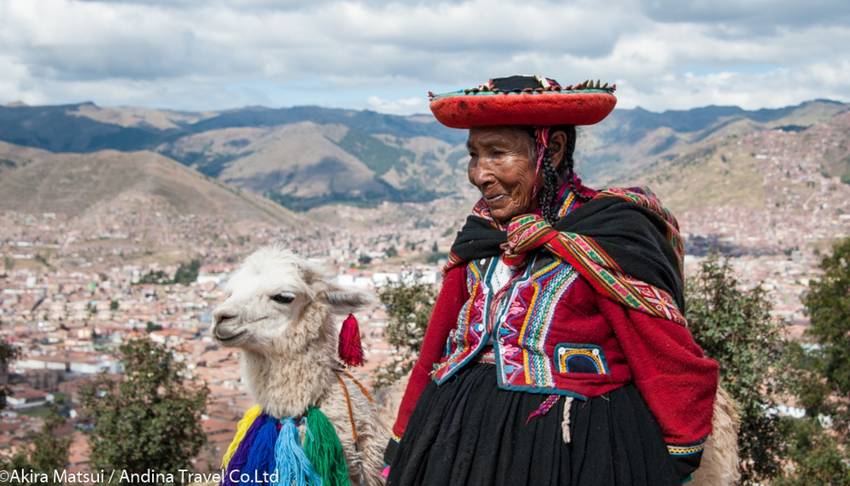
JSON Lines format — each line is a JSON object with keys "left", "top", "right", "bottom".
{"left": 597, "top": 292, "right": 719, "bottom": 482}
{"left": 384, "top": 265, "right": 469, "bottom": 466}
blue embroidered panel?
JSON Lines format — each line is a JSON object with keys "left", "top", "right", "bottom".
{"left": 553, "top": 343, "right": 609, "bottom": 375}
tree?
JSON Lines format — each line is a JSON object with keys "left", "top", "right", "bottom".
{"left": 374, "top": 277, "right": 437, "bottom": 388}
{"left": 136, "top": 269, "right": 170, "bottom": 285}
{"left": 425, "top": 251, "right": 445, "bottom": 264}
{"left": 775, "top": 237, "right": 850, "bottom": 485}
{"left": 80, "top": 338, "right": 208, "bottom": 485}
{"left": 145, "top": 321, "right": 163, "bottom": 333}
{"left": 0, "top": 342, "right": 18, "bottom": 410}
{"left": 26, "top": 406, "right": 70, "bottom": 484}
{"left": 172, "top": 258, "right": 202, "bottom": 285}
{"left": 0, "top": 406, "right": 70, "bottom": 486}
{"left": 3, "top": 255, "right": 13, "bottom": 272}
{"left": 803, "top": 237, "right": 850, "bottom": 438}
{"left": 802, "top": 237, "right": 850, "bottom": 398}
{"left": 775, "top": 418, "right": 850, "bottom": 486}
{"left": 686, "top": 255, "right": 788, "bottom": 485}
{"left": 34, "top": 253, "right": 52, "bottom": 269}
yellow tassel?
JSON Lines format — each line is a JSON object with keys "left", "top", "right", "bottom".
{"left": 221, "top": 404, "right": 262, "bottom": 469}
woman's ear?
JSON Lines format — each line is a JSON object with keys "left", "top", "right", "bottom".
{"left": 548, "top": 130, "right": 568, "bottom": 171}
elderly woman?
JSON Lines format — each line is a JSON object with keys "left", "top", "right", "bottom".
{"left": 383, "top": 76, "right": 719, "bottom": 486}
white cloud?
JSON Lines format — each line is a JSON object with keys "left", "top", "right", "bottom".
{"left": 0, "top": 0, "right": 848, "bottom": 113}
{"left": 366, "top": 95, "right": 427, "bottom": 115}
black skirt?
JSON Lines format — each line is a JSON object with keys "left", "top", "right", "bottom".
{"left": 388, "top": 363, "right": 680, "bottom": 486}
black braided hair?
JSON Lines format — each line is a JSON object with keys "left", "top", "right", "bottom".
{"left": 538, "top": 150, "right": 560, "bottom": 224}
{"left": 534, "top": 125, "right": 590, "bottom": 224}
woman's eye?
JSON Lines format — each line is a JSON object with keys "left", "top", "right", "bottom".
{"left": 271, "top": 292, "right": 296, "bottom": 304}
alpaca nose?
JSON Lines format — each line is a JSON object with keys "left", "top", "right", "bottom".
{"left": 213, "top": 308, "right": 237, "bottom": 326}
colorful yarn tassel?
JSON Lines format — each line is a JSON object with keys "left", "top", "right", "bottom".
{"left": 243, "top": 416, "right": 280, "bottom": 485}
{"left": 526, "top": 393, "right": 560, "bottom": 424}
{"left": 304, "top": 407, "right": 350, "bottom": 486}
{"left": 273, "top": 418, "right": 321, "bottom": 486}
{"left": 223, "top": 413, "right": 267, "bottom": 486}
{"left": 338, "top": 314, "right": 364, "bottom": 367}
{"left": 222, "top": 406, "right": 350, "bottom": 486}
{"left": 222, "top": 405, "right": 263, "bottom": 469}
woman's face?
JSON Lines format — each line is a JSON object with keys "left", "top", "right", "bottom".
{"left": 467, "top": 126, "right": 537, "bottom": 223}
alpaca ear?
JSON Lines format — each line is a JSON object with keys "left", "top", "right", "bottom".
{"left": 319, "top": 286, "right": 375, "bottom": 314}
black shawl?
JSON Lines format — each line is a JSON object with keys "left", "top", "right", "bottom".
{"left": 448, "top": 196, "right": 685, "bottom": 311}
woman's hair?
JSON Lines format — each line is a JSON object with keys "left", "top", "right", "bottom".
{"left": 526, "top": 125, "right": 587, "bottom": 224}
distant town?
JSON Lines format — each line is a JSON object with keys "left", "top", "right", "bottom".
{"left": 2, "top": 175, "right": 847, "bottom": 471}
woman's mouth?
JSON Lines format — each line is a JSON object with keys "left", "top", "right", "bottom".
{"left": 485, "top": 194, "right": 507, "bottom": 204}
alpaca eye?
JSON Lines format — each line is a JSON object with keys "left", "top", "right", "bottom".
{"left": 271, "top": 292, "right": 296, "bottom": 304}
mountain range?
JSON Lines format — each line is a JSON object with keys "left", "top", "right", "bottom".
{"left": 0, "top": 140, "right": 298, "bottom": 225}
{"left": 3, "top": 98, "right": 846, "bottom": 212}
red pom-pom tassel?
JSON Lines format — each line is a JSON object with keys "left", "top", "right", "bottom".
{"left": 338, "top": 314, "right": 364, "bottom": 367}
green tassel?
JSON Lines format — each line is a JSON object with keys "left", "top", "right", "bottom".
{"left": 304, "top": 407, "right": 350, "bottom": 486}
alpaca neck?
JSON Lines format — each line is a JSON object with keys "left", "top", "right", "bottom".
{"left": 241, "top": 336, "right": 337, "bottom": 419}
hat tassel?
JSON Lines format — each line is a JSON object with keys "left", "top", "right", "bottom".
{"left": 338, "top": 314, "right": 364, "bottom": 367}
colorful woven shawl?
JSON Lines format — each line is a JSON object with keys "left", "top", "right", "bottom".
{"left": 446, "top": 185, "right": 687, "bottom": 325}
{"left": 220, "top": 406, "right": 349, "bottom": 486}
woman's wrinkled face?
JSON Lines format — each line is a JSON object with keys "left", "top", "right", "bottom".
{"left": 467, "top": 126, "right": 537, "bottom": 223}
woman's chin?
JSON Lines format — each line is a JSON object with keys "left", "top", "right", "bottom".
{"left": 489, "top": 206, "right": 518, "bottom": 224}
{"left": 485, "top": 197, "right": 532, "bottom": 223}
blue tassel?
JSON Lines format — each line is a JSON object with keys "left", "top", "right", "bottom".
{"left": 274, "top": 418, "right": 321, "bottom": 486}
{"left": 223, "top": 413, "right": 267, "bottom": 486}
{"left": 243, "top": 416, "right": 280, "bottom": 485}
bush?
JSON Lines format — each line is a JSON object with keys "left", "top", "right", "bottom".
{"left": 425, "top": 252, "right": 446, "bottom": 264}
{"left": 136, "top": 258, "right": 201, "bottom": 285}
{"left": 775, "top": 417, "right": 850, "bottom": 486}
{"left": 374, "top": 277, "right": 436, "bottom": 388}
{"left": 79, "top": 338, "right": 208, "bottom": 485}
{"left": 774, "top": 237, "right": 850, "bottom": 484}
{"left": 172, "top": 258, "right": 201, "bottom": 285}
{"left": 0, "top": 342, "right": 18, "bottom": 410}
{"left": 686, "top": 255, "right": 788, "bottom": 484}
{"left": 802, "top": 237, "right": 850, "bottom": 397}
{"left": 0, "top": 406, "right": 69, "bottom": 486}
{"left": 136, "top": 269, "right": 170, "bottom": 285}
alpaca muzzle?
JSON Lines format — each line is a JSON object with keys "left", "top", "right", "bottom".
{"left": 212, "top": 308, "right": 248, "bottom": 343}
{"left": 214, "top": 327, "right": 247, "bottom": 343}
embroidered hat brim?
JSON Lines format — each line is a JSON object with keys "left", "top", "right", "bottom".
{"left": 429, "top": 76, "right": 616, "bottom": 129}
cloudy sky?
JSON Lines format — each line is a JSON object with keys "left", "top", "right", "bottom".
{"left": 1, "top": 0, "right": 849, "bottom": 114}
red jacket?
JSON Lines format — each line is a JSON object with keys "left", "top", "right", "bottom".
{"left": 392, "top": 256, "right": 718, "bottom": 457}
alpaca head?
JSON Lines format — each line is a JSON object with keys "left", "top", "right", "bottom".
{"left": 211, "top": 245, "right": 372, "bottom": 356}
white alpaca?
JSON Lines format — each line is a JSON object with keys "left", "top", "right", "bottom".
{"left": 212, "top": 245, "right": 386, "bottom": 486}
{"left": 692, "top": 386, "right": 741, "bottom": 486}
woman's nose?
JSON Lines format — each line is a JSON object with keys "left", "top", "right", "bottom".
{"left": 469, "top": 162, "right": 496, "bottom": 188}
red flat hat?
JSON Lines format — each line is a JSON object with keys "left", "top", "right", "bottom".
{"left": 429, "top": 75, "right": 616, "bottom": 128}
